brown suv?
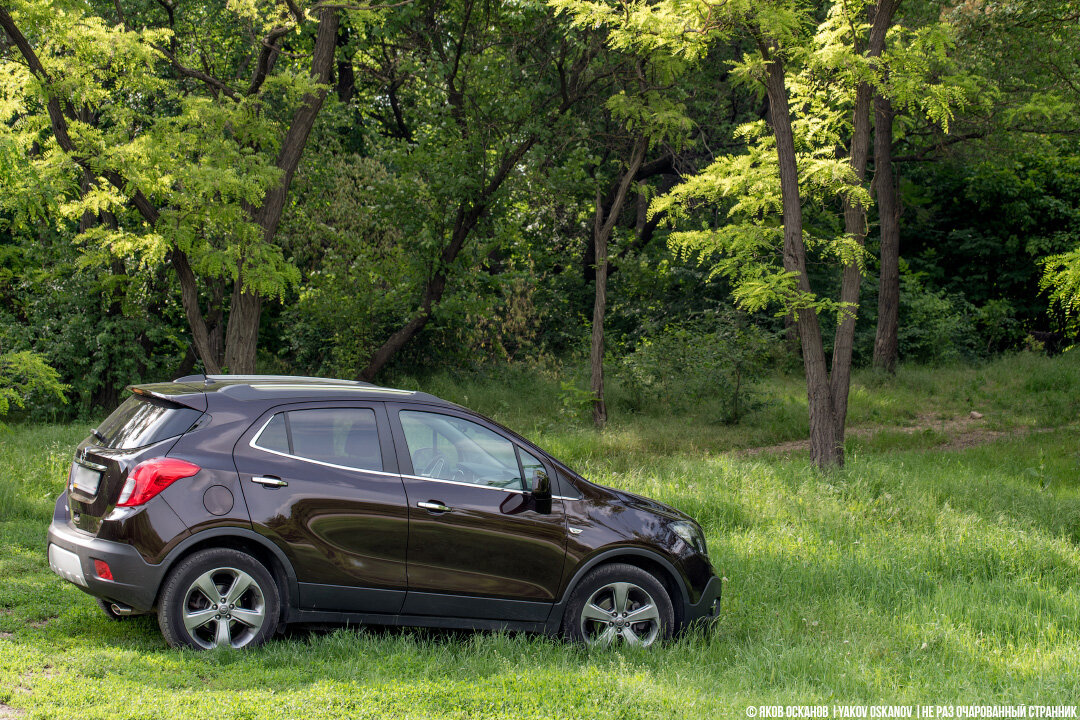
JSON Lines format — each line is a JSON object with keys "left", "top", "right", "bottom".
{"left": 47, "top": 375, "right": 721, "bottom": 649}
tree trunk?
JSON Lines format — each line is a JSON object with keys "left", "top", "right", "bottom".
{"left": 829, "top": 0, "right": 898, "bottom": 440}
{"left": 207, "top": 279, "right": 226, "bottom": 370}
{"left": 225, "top": 6, "right": 340, "bottom": 374}
{"left": 590, "top": 185, "right": 610, "bottom": 428}
{"left": 829, "top": 82, "right": 872, "bottom": 444}
{"left": 170, "top": 249, "right": 222, "bottom": 375}
{"left": 589, "top": 138, "right": 647, "bottom": 428}
{"left": 872, "top": 94, "right": 900, "bottom": 372}
{"left": 223, "top": 282, "right": 262, "bottom": 373}
{"left": 763, "top": 52, "right": 842, "bottom": 468}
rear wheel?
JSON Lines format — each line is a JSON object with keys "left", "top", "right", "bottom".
{"left": 158, "top": 548, "right": 280, "bottom": 650}
{"left": 563, "top": 563, "right": 674, "bottom": 648}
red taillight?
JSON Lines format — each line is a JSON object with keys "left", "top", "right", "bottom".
{"left": 93, "top": 559, "right": 113, "bottom": 581}
{"left": 116, "top": 458, "right": 201, "bottom": 507}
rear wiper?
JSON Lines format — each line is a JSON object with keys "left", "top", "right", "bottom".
{"left": 90, "top": 428, "right": 107, "bottom": 444}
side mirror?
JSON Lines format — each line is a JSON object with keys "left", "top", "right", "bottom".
{"left": 529, "top": 469, "right": 552, "bottom": 514}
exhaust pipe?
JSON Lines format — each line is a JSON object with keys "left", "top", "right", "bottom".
{"left": 110, "top": 602, "right": 136, "bottom": 616}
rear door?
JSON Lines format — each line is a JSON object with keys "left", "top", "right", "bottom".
{"left": 388, "top": 405, "right": 567, "bottom": 622}
{"left": 233, "top": 402, "right": 409, "bottom": 614}
{"left": 67, "top": 394, "right": 206, "bottom": 535}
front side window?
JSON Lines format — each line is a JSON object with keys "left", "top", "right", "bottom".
{"left": 254, "top": 408, "right": 382, "bottom": 472}
{"left": 399, "top": 411, "right": 522, "bottom": 490}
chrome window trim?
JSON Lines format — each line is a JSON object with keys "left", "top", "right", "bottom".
{"left": 249, "top": 415, "right": 576, "bottom": 499}
{"left": 249, "top": 411, "right": 389, "bottom": 476}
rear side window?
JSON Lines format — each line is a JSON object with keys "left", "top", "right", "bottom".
{"left": 254, "top": 408, "right": 383, "bottom": 472}
{"left": 94, "top": 395, "right": 204, "bottom": 450}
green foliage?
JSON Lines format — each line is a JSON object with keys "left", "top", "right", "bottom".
{"left": 900, "top": 155, "right": 1080, "bottom": 339}
{"left": 0, "top": 350, "right": 66, "bottom": 418}
{"left": 1040, "top": 248, "right": 1080, "bottom": 320}
{"left": 617, "top": 309, "right": 774, "bottom": 423}
{"left": 0, "top": 0, "right": 344, "bottom": 309}
{"left": 894, "top": 273, "right": 978, "bottom": 365}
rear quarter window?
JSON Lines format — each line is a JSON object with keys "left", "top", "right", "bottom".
{"left": 94, "top": 395, "right": 204, "bottom": 450}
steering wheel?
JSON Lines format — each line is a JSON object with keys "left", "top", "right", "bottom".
{"left": 419, "top": 452, "right": 449, "bottom": 479}
{"left": 451, "top": 466, "right": 477, "bottom": 484}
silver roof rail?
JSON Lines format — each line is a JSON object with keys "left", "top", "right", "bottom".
{"left": 175, "top": 374, "right": 373, "bottom": 387}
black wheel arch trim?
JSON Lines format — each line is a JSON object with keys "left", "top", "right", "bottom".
{"left": 156, "top": 526, "right": 300, "bottom": 616}
{"left": 545, "top": 546, "right": 691, "bottom": 634}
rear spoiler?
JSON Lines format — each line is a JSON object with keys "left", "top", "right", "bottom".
{"left": 128, "top": 384, "right": 208, "bottom": 412}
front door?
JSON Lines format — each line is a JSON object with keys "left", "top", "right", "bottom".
{"left": 388, "top": 406, "right": 567, "bottom": 621}
{"left": 233, "top": 402, "right": 409, "bottom": 614}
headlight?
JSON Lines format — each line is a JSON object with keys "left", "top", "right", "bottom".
{"left": 671, "top": 521, "right": 708, "bottom": 557}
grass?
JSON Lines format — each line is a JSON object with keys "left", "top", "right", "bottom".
{"left": 2, "top": 351, "right": 1080, "bottom": 718}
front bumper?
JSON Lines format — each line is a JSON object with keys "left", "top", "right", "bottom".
{"left": 683, "top": 574, "right": 722, "bottom": 625}
{"left": 47, "top": 499, "right": 167, "bottom": 611}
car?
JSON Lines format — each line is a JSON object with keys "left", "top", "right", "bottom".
{"left": 47, "top": 375, "right": 721, "bottom": 649}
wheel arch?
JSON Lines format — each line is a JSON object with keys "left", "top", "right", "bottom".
{"left": 155, "top": 527, "right": 298, "bottom": 628}
{"left": 548, "top": 547, "right": 689, "bottom": 634}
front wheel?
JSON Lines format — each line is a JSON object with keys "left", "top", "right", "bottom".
{"left": 157, "top": 548, "right": 280, "bottom": 650}
{"left": 563, "top": 563, "right": 674, "bottom": 648}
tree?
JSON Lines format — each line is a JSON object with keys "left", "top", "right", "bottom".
{"left": 582, "top": 54, "right": 694, "bottom": 427}
{"left": 555, "top": 0, "right": 893, "bottom": 466}
{"left": 0, "top": 0, "right": 346, "bottom": 373}
{"left": 348, "top": 0, "right": 614, "bottom": 380}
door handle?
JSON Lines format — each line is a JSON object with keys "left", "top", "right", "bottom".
{"left": 252, "top": 476, "right": 288, "bottom": 488}
{"left": 417, "top": 501, "right": 451, "bottom": 513}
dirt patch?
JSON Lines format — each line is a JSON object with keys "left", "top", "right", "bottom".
{"left": 0, "top": 632, "right": 13, "bottom": 639}
{"left": 27, "top": 617, "right": 56, "bottom": 629}
{"left": 739, "top": 413, "right": 1021, "bottom": 457}
{"left": 0, "top": 703, "right": 26, "bottom": 719}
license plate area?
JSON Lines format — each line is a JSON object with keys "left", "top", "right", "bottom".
{"left": 70, "top": 461, "right": 103, "bottom": 497}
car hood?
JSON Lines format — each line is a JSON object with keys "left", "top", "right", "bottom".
{"left": 606, "top": 487, "right": 694, "bottom": 524}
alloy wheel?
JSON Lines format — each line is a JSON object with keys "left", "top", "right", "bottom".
{"left": 579, "top": 581, "right": 661, "bottom": 647}
{"left": 181, "top": 567, "right": 266, "bottom": 649}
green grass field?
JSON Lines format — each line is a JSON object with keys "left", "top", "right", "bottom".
{"left": 2, "top": 352, "right": 1079, "bottom": 719}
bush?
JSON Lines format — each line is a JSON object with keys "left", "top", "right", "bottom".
{"left": 897, "top": 274, "right": 980, "bottom": 364}
{"left": 615, "top": 309, "right": 773, "bottom": 423}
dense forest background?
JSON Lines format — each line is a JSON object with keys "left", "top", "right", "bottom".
{"left": 1, "top": 0, "right": 1078, "bottom": 465}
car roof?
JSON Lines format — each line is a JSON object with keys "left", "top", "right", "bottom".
{"left": 130, "top": 374, "right": 454, "bottom": 408}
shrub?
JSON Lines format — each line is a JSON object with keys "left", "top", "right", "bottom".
{"left": 616, "top": 309, "right": 773, "bottom": 423}
{"left": 897, "top": 274, "right": 980, "bottom": 364}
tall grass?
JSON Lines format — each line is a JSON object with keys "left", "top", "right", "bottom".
{"left": 1, "top": 353, "right": 1079, "bottom": 718}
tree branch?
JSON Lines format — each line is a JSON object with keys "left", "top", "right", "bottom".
{"left": 152, "top": 43, "right": 240, "bottom": 100}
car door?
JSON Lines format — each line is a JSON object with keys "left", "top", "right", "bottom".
{"left": 387, "top": 404, "right": 567, "bottom": 622}
{"left": 233, "top": 402, "right": 409, "bottom": 614}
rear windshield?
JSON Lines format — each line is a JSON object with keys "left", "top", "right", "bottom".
{"left": 94, "top": 395, "right": 204, "bottom": 450}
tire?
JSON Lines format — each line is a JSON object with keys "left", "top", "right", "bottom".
{"left": 563, "top": 563, "right": 674, "bottom": 648}
{"left": 157, "top": 548, "right": 280, "bottom": 650}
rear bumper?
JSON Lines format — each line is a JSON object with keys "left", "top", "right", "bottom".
{"left": 683, "top": 574, "right": 722, "bottom": 625}
{"left": 47, "top": 498, "right": 166, "bottom": 611}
